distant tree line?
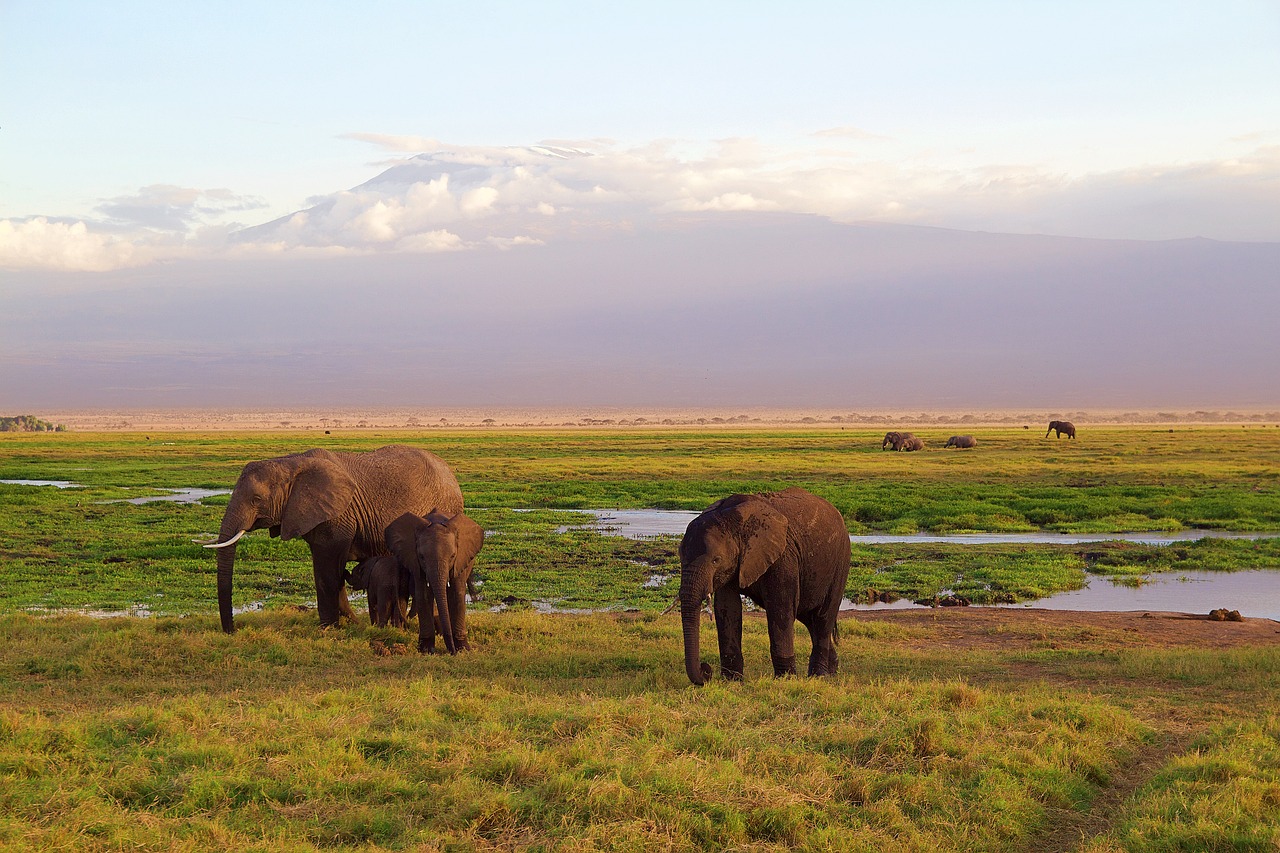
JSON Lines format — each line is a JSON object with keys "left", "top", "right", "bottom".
{"left": 0, "top": 415, "right": 66, "bottom": 432}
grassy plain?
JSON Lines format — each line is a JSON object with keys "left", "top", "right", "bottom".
{"left": 1, "top": 426, "right": 1279, "bottom": 850}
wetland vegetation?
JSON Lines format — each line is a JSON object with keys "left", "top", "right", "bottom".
{"left": 1, "top": 426, "right": 1278, "bottom": 849}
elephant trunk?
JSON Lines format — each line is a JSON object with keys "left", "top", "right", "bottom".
{"left": 681, "top": 599, "right": 712, "bottom": 686}
{"left": 214, "top": 515, "right": 245, "bottom": 633}
{"left": 433, "top": 561, "right": 456, "bottom": 655}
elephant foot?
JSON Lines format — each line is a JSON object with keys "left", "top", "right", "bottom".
{"left": 720, "top": 667, "right": 744, "bottom": 681}
{"left": 418, "top": 640, "right": 436, "bottom": 654}
{"left": 453, "top": 639, "right": 471, "bottom": 652}
{"left": 771, "top": 655, "right": 797, "bottom": 677}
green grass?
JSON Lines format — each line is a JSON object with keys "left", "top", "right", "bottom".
{"left": 2, "top": 426, "right": 1280, "bottom": 848}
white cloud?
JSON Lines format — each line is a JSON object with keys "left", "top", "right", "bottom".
{"left": 396, "top": 229, "right": 465, "bottom": 253}
{"left": 0, "top": 218, "right": 146, "bottom": 271}
{"left": 5, "top": 138, "right": 1277, "bottom": 272}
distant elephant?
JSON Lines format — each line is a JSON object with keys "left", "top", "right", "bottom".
{"left": 386, "top": 511, "right": 485, "bottom": 654}
{"left": 349, "top": 556, "right": 412, "bottom": 628}
{"left": 1046, "top": 420, "right": 1076, "bottom": 439}
{"left": 679, "top": 487, "right": 851, "bottom": 685}
{"left": 882, "top": 431, "right": 918, "bottom": 451}
{"left": 900, "top": 436, "right": 925, "bottom": 452}
{"left": 201, "top": 445, "right": 463, "bottom": 633}
{"left": 944, "top": 435, "right": 977, "bottom": 448}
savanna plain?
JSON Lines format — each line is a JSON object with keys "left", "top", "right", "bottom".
{"left": 2, "top": 425, "right": 1279, "bottom": 851}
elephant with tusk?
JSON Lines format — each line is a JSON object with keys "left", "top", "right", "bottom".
{"left": 202, "top": 445, "right": 463, "bottom": 633}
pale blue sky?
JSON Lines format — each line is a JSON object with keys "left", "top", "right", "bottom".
{"left": 3, "top": 1, "right": 1277, "bottom": 254}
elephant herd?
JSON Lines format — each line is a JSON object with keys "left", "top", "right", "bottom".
{"left": 201, "top": 422, "right": 1076, "bottom": 684}
{"left": 882, "top": 420, "right": 1076, "bottom": 452}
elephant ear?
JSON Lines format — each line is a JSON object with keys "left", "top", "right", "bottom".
{"left": 384, "top": 513, "right": 423, "bottom": 571}
{"left": 278, "top": 454, "right": 357, "bottom": 540}
{"left": 722, "top": 496, "right": 788, "bottom": 588}
{"left": 445, "top": 513, "right": 485, "bottom": 579}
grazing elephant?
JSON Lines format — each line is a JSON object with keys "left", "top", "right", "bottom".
{"left": 349, "top": 556, "right": 412, "bottom": 628}
{"left": 679, "top": 487, "right": 851, "bottom": 685}
{"left": 1046, "top": 420, "right": 1076, "bottom": 439}
{"left": 201, "top": 445, "right": 463, "bottom": 633}
{"left": 881, "top": 431, "right": 911, "bottom": 450}
{"left": 385, "top": 511, "right": 485, "bottom": 654}
{"left": 900, "top": 436, "right": 925, "bottom": 452}
{"left": 944, "top": 435, "right": 977, "bottom": 448}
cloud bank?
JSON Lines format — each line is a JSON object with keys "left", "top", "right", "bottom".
{"left": 3, "top": 138, "right": 1277, "bottom": 272}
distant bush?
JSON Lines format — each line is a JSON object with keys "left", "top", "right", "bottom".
{"left": 0, "top": 415, "right": 65, "bottom": 432}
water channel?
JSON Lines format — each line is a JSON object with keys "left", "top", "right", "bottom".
{"left": 6, "top": 481, "right": 1278, "bottom": 620}
{"left": 582, "top": 510, "right": 1280, "bottom": 621}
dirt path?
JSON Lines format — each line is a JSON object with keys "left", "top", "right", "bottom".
{"left": 844, "top": 607, "right": 1280, "bottom": 851}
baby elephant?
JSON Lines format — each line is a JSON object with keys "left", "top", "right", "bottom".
{"left": 900, "top": 435, "right": 925, "bottom": 451}
{"left": 349, "top": 556, "right": 413, "bottom": 628}
{"left": 944, "top": 435, "right": 977, "bottom": 449}
{"left": 385, "top": 511, "right": 485, "bottom": 654}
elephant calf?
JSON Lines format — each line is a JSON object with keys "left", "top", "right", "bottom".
{"left": 944, "top": 435, "right": 977, "bottom": 449}
{"left": 900, "top": 436, "right": 924, "bottom": 451}
{"left": 349, "top": 556, "right": 412, "bottom": 628}
{"left": 386, "top": 511, "right": 485, "bottom": 654}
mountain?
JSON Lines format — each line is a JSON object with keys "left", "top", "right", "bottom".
{"left": 3, "top": 212, "right": 1277, "bottom": 410}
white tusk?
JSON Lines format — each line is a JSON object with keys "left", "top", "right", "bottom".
{"left": 202, "top": 529, "right": 247, "bottom": 549}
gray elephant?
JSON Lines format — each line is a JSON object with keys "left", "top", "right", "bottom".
{"left": 1046, "top": 420, "right": 1076, "bottom": 439}
{"left": 944, "top": 435, "right": 977, "bottom": 448}
{"left": 679, "top": 487, "right": 851, "bottom": 685}
{"left": 349, "top": 556, "right": 413, "bottom": 628}
{"left": 900, "top": 436, "right": 925, "bottom": 452}
{"left": 881, "top": 431, "right": 906, "bottom": 450}
{"left": 385, "top": 511, "right": 485, "bottom": 654}
{"left": 202, "top": 445, "right": 463, "bottom": 633}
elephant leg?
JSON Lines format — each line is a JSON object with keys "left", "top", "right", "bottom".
{"left": 310, "top": 543, "right": 349, "bottom": 627}
{"left": 338, "top": 584, "right": 358, "bottom": 622}
{"left": 800, "top": 612, "right": 839, "bottom": 677}
{"left": 415, "top": 571, "right": 436, "bottom": 654}
{"left": 448, "top": 581, "right": 470, "bottom": 651}
{"left": 765, "top": 609, "right": 797, "bottom": 677}
{"left": 713, "top": 586, "right": 745, "bottom": 680}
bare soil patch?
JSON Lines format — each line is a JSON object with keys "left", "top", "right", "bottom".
{"left": 845, "top": 606, "right": 1280, "bottom": 652}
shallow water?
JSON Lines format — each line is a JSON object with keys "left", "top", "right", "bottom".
{"left": 107, "top": 488, "right": 232, "bottom": 505}
{"left": 1, "top": 479, "right": 231, "bottom": 505}
{"left": 844, "top": 570, "right": 1280, "bottom": 622}
{"left": 583, "top": 509, "right": 1278, "bottom": 546}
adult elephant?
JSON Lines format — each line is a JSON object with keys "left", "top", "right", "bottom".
{"left": 1046, "top": 420, "right": 1076, "bottom": 439}
{"left": 201, "top": 445, "right": 463, "bottom": 633}
{"left": 881, "top": 431, "right": 905, "bottom": 450}
{"left": 679, "top": 487, "right": 851, "bottom": 685}
{"left": 944, "top": 435, "right": 977, "bottom": 448}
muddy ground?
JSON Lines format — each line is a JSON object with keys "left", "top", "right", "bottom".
{"left": 845, "top": 606, "right": 1280, "bottom": 651}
